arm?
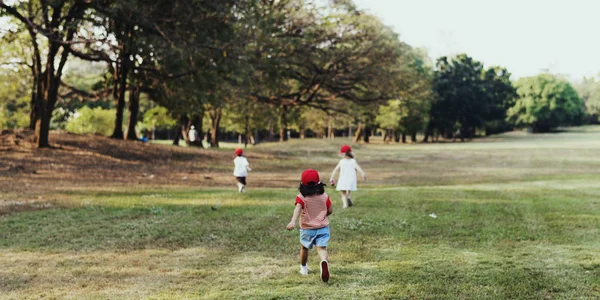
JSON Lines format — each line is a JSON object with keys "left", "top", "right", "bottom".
{"left": 356, "top": 163, "right": 366, "bottom": 181}
{"left": 246, "top": 159, "right": 251, "bottom": 171}
{"left": 329, "top": 162, "right": 341, "bottom": 183}
{"left": 327, "top": 206, "right": 332, "bottom": 216}
{"left": 286, "top": 204, "right": 302, "bottom": 230}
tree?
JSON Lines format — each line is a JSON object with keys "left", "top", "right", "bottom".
{"left": 574, "top": 77, "right": 600, "bottom": 124}
{"left": 1, "top": 0, "right": 100, "bottom": 147}
{"left": 507, "top": 74, "right": 585, "bottom": 132}
{"left": 426, "top": 54, "right": 515, "bottom": 141}
{"left": 481, "top": 67, "right": 517, "bottom": 135}
{"left": 242, "top": 1, "right": 405, "bottom": 122}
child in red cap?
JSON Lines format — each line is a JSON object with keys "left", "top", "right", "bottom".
{"left": 329, "top": 145, "right": 366, "bottom": 208}
{"left": 286, "top": 169, "right": 332, "bottom": 282}
{"left": 233, "top": 148, "right": 251, "bottom": 192}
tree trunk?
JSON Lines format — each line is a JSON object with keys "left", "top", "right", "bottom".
{"left": 34, "top": 57, "right": 60, "bottom": 148}
{"left": 210, "top": 109, "right": 221, "bottom": 148}
{"left": 172, "top": 127, "right": 181, "bottom": 146}
{"left": 178, "top": 114, "right": 189, "bottom": 145}
{"left": 422, "top": 122, "right": 433, "bottom": 143}
{"left": 268, "top": 121, "right": 274, "bottom": 141}
{"left": 300, "top": 128, "right": 306, "bottom": 139}
{"left": 34, "top": 73, "right": 58, "bottom": 148}
{"left": 411, "top": 132, "right": 417, "bottom": 143}
{"left": 363, "top": 126, "right": 371, "bottom": 143}
{"left": 125, "top": 85, "right": 140, "bottom": 141}
{"left": 394, "top": 130, "right": 400, "bottom": 143}
{"left": 244, "top": 114, "right": 249, "bottom": 148}
{"left": 327, "top": 115, "right": 333, "bottom": 139}
{"left": 348, "top": 123, "right": 353, "bottom": 139}
{"left": 111, "top": 54, "right": 129, "bottom": 139}
{"left": 402, "top": 133, "right": 406, "bottom": 143}
{"left": 29, "top": 76, "right": 40, "bottom": 130}
{"left": 279, "top": 105, "right": 288, "bottom": 142}
{"left": 253, "top": 128, "right": 259, "bottom": 145}
{"left": 353, "top": 122, "right": 362, "bottom": 143}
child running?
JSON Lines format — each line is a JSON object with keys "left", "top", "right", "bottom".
{"left": 233, "top": 148, "right": 251, "bottom": 192}
{"left": 329, "top": 145, "right": 366, "bottom": 208}
{"left": 286, "top": 169, "right": 332, "bottom": 282}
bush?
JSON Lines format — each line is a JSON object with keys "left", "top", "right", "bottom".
{"left": 66, "top": 107, "right": 115, "bottom": 136}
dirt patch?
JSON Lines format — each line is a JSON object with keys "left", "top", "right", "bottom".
{"left": 0, "top": 131, "right": 297, "bottom": 213}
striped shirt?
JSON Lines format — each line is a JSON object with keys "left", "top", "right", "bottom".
{"left": 295, "top": 193, "right": 332, "bottom": 230}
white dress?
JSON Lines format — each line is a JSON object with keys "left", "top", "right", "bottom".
{"left": 335, "top": 158, "right": 358, "bottom": 191}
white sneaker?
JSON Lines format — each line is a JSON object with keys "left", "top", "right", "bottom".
{"left": 299, "top": 266, "right": 308, "bottom": 275}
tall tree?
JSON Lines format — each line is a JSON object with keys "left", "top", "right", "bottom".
{"left": 1, "top": 0, "right": 99, "bottom": 147}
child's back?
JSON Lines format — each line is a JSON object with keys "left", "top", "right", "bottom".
{"left": 296, "top": 193, "right": 330, "bottom": 230}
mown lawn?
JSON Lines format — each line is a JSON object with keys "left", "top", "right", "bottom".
{"left": 2, "top": 129, "right": 600, "bottom": 299}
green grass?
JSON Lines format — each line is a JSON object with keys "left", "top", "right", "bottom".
{"left": 2, "top": 129, "right": 600, "bottom": 299}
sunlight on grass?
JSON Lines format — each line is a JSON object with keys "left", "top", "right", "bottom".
{"left": 2, "top": 127, "right": 600, "bottom": 298}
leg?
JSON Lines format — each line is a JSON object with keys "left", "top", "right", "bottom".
{"left": 299, "top": 245, "right": 309, "bottom": 275}
{"left": 317, "top": 246, "right": 330, "bottom": 282}
{"left": 241, "top": 177, "right": 247, "bottom": 192}
{"left": 347, "top": 191, "right": 353, "bottom": 207}
{"left": 300, "top": 245, "right": 309, "bottom": 266}
{"left": 316, "top": 246, "right": 328, "bottom": 262}
{"left": 340, "top": 191, "right": 348, "bottom": 208}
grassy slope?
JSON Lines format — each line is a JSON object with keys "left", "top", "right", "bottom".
{"left": 2, "top": 128, "right": 600, "bottom": 299}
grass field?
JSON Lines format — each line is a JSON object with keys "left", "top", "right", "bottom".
{"left": 2, "top": 128, "right": 600, "bottom": 299}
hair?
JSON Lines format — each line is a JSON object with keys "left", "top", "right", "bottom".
{"left": 237, "top": 153, "right": 243, "bottom": 157}
{"left": 298, "top": 182, "right": 325, "bottom": 197}
{"left": 345, "top": 151, "right": 354, "bottom": 159}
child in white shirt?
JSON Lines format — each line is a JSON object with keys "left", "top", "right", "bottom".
{"left": 233, "top": 148, "right": 251, "bottom": 192}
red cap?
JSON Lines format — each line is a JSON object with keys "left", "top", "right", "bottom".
{"left": 340, "top": 145, "right": 352, "bottom": 153}
{"left": 235, "top": 148, "right": 243, "bottom": 156}
{"left": 301, "top": 169, "right": 320, "bottom": 186}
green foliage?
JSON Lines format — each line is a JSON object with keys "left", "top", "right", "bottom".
{"left": 429, "top": 54, "right": 516, "bottom": 138}
{"left": 66, "top": 107, "right": 116, "bottom": 136}
{"left": 0, "top": 28, "right": 32, "bottom": 130}
{"left": 376, "top": 100, "right": 402, "bottom": 130}
{"left": 375, "top": 48, "right": 434, "bottom": 135}
{"left": 574, "top": 76, "right": 600, "bottom": 123}
{"left": 137, "top": 106, "right": 176, "bottom": 133}
{"left": 508, "top": 74, "right": 585, "bottom": 132}
{"left": 0, "top": 71, "right": 29, "bottom": 129}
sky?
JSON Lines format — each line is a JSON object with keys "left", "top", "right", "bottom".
{"left": 353, "top": 0, "right": 600, "bottom": 80}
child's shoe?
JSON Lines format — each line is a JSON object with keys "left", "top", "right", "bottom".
{"left": 347, "top": 198, "right": 353, "bottom": 207}
{"left": 299, "top": 265, "right": 308, "bottom": 275}
{"left": 320, "top": 260, "right": 329, "bottom": 282}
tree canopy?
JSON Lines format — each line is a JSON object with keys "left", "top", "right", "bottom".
{"left": 0, "top": 0, "right": 594, "bottom": 147}
{"left": 508, "top": 74, "right": 585, "bottom": 132}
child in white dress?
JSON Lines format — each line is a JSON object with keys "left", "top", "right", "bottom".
{"left": 329, "top": 145, "right": 366, "bottom": 208}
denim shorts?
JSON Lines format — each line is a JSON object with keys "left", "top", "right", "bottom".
{"left": 299, "top": 226, "right": 330, "bottom": 249}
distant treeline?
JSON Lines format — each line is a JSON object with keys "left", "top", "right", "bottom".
{"left": 1, "top": 1, "right": 599, "bottom": 148}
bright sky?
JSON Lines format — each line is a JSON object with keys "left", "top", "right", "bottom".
{"left": 353, "top": 0, "right": 600, "bottom": 80}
